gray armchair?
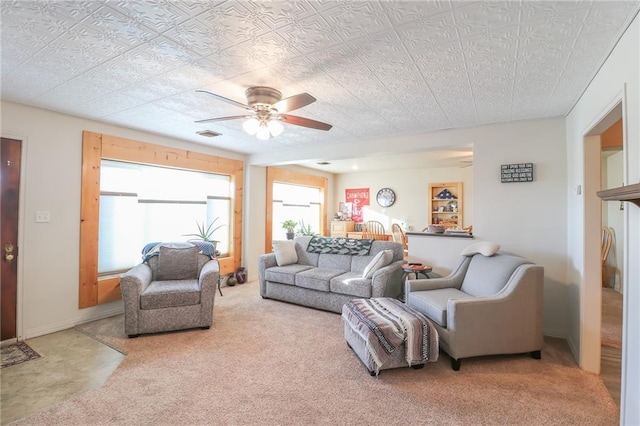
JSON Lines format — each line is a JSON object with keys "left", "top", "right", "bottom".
{"left": 405, "top": 250, "right": 543, "bottom": 370}
{"left": 120, "top": 242, "right": 219, "bottom": 338}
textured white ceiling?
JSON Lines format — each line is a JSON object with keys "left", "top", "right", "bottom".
{"left": 2, "top": 1, "right": 639, "bottom": 172}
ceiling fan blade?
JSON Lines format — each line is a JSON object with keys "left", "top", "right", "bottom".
{"left": 196, "top": 90, "right": 254, "bottom": 112}
{"left": 272, "top": 93, "right": 316, "bottom": 113}
{"left": 194, "top": 115, "right": 250, "bottom": 124}
{"left": 280, "top": 114, "right": 332, "bottom": 131}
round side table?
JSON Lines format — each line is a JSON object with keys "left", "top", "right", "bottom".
{"left": 402, "top": 263, "right": 432, "bottom": 280}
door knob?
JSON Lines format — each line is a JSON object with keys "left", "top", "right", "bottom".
{"left": 5, "top": 243, "right": 14, "bottom": 263}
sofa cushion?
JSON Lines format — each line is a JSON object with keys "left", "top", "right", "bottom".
{"left": 407, "top": 288, "right": 474, "bottom": 327}
{"left": 330, "top": 272, "right": 372, "bottom": 298}
{"left": 156, "top": 246, "right": 199, "bottom": 281}
{"left": 461, "top": 254, "right": 528, "bottom": 297}
{"left": 295, "top": 268, "right": 345, "bottom": 292}
{"left": 265, "top": 264, "right": 313, "bottom": 285}
{"left": 318, "top": 253, "right": 352, "bottom": 271}
{"left": 362, "top": 249, "right": 393, "bottom": 278}
{"left": 141, "top": 279, "right": 201, "bottom": 310}
{"left": 273, "top": 240, "right": 298, "bottom": 266}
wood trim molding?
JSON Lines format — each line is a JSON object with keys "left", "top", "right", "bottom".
{"left": 79, "top": 131, "right": 244, "bottom": 308}
{"left": 265, "top": 167, "right": 328, "bottom": 253}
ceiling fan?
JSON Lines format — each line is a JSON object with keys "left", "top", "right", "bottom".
{"left": 195, "top": 86, "right": 332, "bottom": 140}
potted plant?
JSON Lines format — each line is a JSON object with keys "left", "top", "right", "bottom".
{"left": 282, "top": 219, "right": 298, "bottom": 240}
{"left": 297, "top": 219, "right": 317, "bottom": 237}
{"left": 183, "top": 218, "right": 225, "bottom": 255}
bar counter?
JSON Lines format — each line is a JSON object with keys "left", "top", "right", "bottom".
{"left": 406, "top": 231, "right": 476, "bottom": 277}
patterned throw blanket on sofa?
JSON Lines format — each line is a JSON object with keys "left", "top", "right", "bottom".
{"left": 342, "top": 298, "right": 438, "bottom": 371}
{"left": 306, "top": 236, "right": 373, "bottom": 255}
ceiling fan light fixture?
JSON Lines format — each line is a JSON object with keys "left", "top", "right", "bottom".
{"left": 256, "top": 124, "right": 270, "bottom": 140}
{"left": 268, "top": 119, "right": 284, "bottom": 137}
{"left": 243, "top": 117, "right": 260, "bottom": 135}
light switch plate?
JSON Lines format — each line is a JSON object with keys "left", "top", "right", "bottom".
{"left": 35, "top": 211, "right": 50, "bottom": 223}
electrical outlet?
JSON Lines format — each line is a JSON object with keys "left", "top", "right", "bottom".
{"left": 35, "top": 211, "right": 50, "bottom": 223}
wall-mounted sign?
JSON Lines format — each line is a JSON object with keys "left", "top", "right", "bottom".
{"left": 345, "top": 188, "right": 369, "bottom": 223}
{"left": 501, "top": 163, "right": 534, "bottom": 183}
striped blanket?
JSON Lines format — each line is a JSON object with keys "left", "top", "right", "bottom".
{"left": 342, "top": 298, "right": 438, "bottom": 372}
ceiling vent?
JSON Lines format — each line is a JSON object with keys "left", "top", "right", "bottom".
{"left": 196, "top": 130, "right": 222, "bottom": 137}
{"left": 316, "top": 161, "right": 331, "bottom": 165}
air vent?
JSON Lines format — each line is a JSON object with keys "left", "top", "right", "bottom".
{"left": 196, "top": 130, "right": 222, "bottom": 137}
{"left": 316, "top": 161, "right": 331, "bottom": 165}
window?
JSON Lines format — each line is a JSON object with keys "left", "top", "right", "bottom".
{"left": 80, "top": 131, "right": 243, "bottom": 308}
{"left": 265, "top": 167, "right": 328, "bottom": 252}
{"left": 98, "top": 160, "right": 231, "bottom": 275}
{"left": 272, "top": 183, "right": 321, "bottom": 240}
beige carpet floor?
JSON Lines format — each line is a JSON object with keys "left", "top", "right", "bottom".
{"left": 15, "top": 282, "right": 618, "bottom": 425}
{"left": 601, "top": 288, "right": 623, "bottom": 349}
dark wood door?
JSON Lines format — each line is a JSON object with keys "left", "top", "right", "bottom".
{"left": 1, "top": 138, "right": 21, "bottom": 341}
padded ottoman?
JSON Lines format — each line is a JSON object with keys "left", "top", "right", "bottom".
{"left": 342, "top": 297, "right": 439, "bottom": 376}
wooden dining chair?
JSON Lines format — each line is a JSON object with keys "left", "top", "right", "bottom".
{"left": 391, "top": 223, "right": 408, "bottom": 260}
{"left": 602, "top": 227, "right": 613, "bottom": 287}
{"left": 362, "top": 221, "right": 386, "bottom": 239}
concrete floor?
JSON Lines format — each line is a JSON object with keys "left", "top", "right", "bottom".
{"left": 1, "top": 328, "right": 124, "bottom": 425}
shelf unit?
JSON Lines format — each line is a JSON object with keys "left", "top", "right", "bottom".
{"left": 428, "top": 182, "right": 463, "bottom": 229}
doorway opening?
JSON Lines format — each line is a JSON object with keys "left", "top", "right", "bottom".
{"left": 583, "top": 101, "right": 625, "bottom": 407}
{"left": 600, "top": 118, "right": 624, "bottom": 407}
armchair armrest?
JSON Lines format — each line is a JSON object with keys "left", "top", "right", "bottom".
{"left": 405, "top": 256, "right": 471, "bottom": 296}
{"left": 120, "top": 263, "right": 152, "bottom": 298}
{"left": 199, "top": 259, "right": 220, "bottom": 291}
{"left": 406, "top": 276, "right": 460, "bottom": 292}
{"left": 120, "top": 263, "right": 152, "bottom": 336}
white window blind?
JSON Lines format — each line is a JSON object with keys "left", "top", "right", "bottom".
{"left": 272, "top": 183, "right": 321, "bottom": 239}
{"left": 98, "top": 160, "right": 231, "bottom": 275}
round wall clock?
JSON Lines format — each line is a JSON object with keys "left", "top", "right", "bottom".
{"left": 376, "top": 188, "right": 396, "bottom": 207}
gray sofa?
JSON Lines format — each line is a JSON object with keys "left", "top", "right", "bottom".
{"left": 258, "top": 236, "right": 405, "bottom": 313}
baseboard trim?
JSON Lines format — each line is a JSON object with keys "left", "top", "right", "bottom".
{"left": 23, "top": 306, "right": 124, "bottom": 340}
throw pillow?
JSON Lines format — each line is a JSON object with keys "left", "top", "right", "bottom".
{"left": 460, "top": 241, "right": 500, "bottom": 257}
{"left": 362, "top": 249, "right": 393, "bottom": 279}
{"left": 273, "top": 240, "right": 298, "bottom": 266}
{"left": 156, "top": 245, "right": 199, "bottom": 280}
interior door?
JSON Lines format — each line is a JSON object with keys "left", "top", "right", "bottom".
{"left": 1, "top": 138, "right": 21, "bottom": 341}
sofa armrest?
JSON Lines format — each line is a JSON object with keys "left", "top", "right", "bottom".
{"left": 258, "top": 253, "right": 278, "bottom": 297}
{"left": 371, "top": 260, "right": 404, "bottom": 298}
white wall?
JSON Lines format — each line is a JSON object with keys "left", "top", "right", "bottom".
{"left": 1, "top": 101, "right": 245, "bottom": 339}
{"left": 330, "top": 119, "right": 567, "bottom": 338}
{"left": 565, "top": 14, "right": 639, "bottom": 424}
{"left": 334, "top": 166, "right": 473, "bottom": 232}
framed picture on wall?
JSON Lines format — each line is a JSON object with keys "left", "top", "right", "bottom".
{"left": 339, "top": 202, "right": 352, "bottom": 219}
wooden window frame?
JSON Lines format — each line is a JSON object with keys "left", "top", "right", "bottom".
{"left": 265, "top": 167, "right": 328, "bottom": 253}
{"left": 79, "top": 131, "right": 243, "bottom": 308}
